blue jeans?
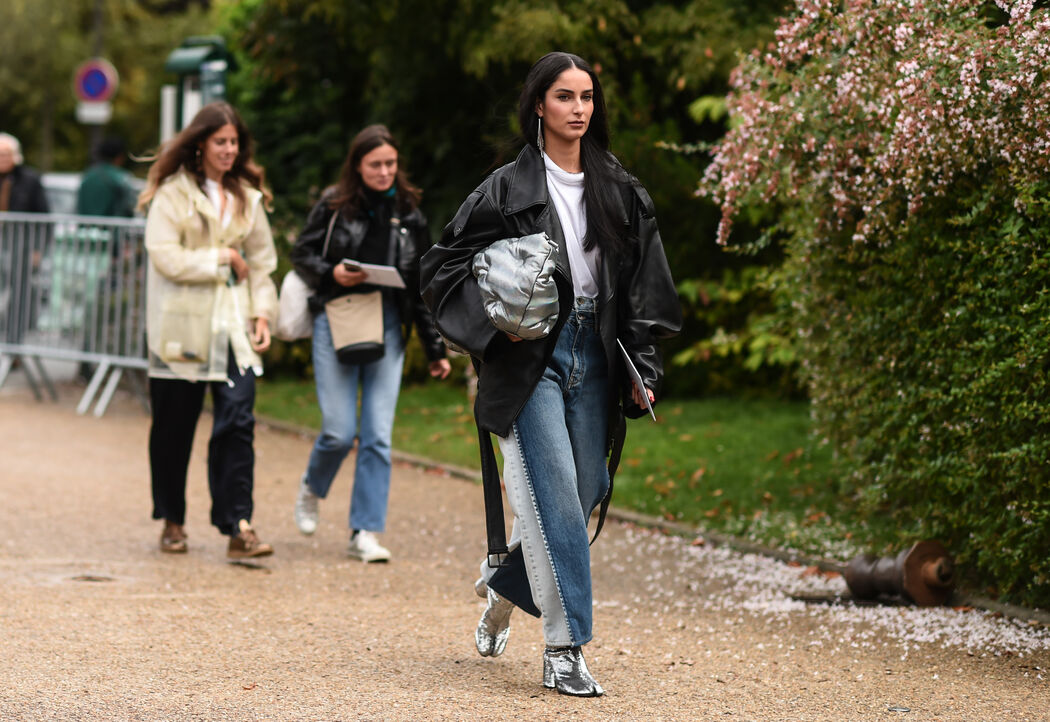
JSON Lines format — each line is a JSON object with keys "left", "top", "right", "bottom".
{"left": 303, "top": 297, "right": 405, "bottom": 532}
{"left": 485, "top": 297, "right": 609, "bottom": 647}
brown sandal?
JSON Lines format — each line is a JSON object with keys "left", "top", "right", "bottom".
{"left": 160, "top": 521, "right": 188, "bottom": 553}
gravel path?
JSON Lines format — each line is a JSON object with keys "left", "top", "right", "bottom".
{"left": 1, "top": 387, "right": 1048, "bottom": 721}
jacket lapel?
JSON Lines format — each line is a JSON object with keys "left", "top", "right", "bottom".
{"left": 503, "top": 146, "right": 573, "bottom": 278}
{"left": 177, "top": 172, "right": 219, "bottom": 222}
{"left": 503, "top": 146, "right": 547, "bottom": 215}
{"left": 176, "top": 171, "right": 262, "bottom": 244}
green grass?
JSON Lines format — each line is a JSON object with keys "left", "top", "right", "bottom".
{"left": 255, "top": 376, "right": 482, "bottom": 468}
{"left": 255, "top": 376, "right": 890, "bottom": 561}
{"left": 614, "top": 399, "right": 873, "bottom": 560}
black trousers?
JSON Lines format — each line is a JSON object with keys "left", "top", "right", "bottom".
{"left": 149, "top": 355, "right": 256, "bottom": 536}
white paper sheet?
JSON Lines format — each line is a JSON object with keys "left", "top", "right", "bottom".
{"left": 341, "top": 259, "right": 406, "bottom": 289}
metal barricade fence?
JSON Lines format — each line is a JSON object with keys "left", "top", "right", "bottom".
{"left": 0, "top": 211, "right": 148, "bottom": 416}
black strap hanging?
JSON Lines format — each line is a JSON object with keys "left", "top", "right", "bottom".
{"left": 477, "top": 399, "right": 510, "bottom": 568}
{"left": 476, "top": 400, "right": 626, "bottom": 568}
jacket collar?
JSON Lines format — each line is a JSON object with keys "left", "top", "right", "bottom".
{"left": 503, "top": 144, "right": 630, "bottom": 227}
{"left": 171, "top": 169, "right": 261, "bottom": 228}
{"left": 170, "top": 170, "right": 218, "bottom": 221}
{"left": 503, "top": 145, "right": 548, "bottom": 216}
{"left": 503, "top": 144, "right": 630, "bottom": 291}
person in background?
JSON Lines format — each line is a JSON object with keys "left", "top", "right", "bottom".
{"left": 289, "top": 124, "right": 451, "bottom": 562}
{"left": 77, "top": 137, "right": 135, "bottom": 218}
{"left": 0, "top": 133, "right": 48, "bottom": 213}
{"left": 0, "top": 132, "right": 49, "bottom": 351}
{"left": 137, "top": 101, "right": 278, "bottom": 559}
{"left": 74, "top": 136, "right": 134, "bottom": 384}
{"left": 420, "top": 52, "right": 681, "bottom": 696}
{"left": 74, "top": 136, "right": 137, "bottom": 382}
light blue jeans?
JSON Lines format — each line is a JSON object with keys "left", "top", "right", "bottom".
{"left": 482, "top": 297, "right": 610, "bottom": 647}
{"left": 303, "top": 297, "right": 405, "bottom": 532}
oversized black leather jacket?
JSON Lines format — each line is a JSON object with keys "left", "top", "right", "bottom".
{"left": 421, "top": 144, "right": 682, "bottom": 440}
{"left": 290, "top": 192, "right": 447, "bottom": 361}
{"left": 422, "top": 145, "right": 681, "bottom": 563}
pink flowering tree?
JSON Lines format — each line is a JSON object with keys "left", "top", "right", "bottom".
{"left": 703, "top": 0, "right": 1050, "bottom": 606}
{"left": 706, "top": 0, "right": 1049, "bottom": 245}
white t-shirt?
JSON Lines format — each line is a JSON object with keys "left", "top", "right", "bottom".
{"left": 204, "top": 178, "right": 233, "bottom": 229}
{"left": 543, "top": 152, "right": 600, "bottom": 299}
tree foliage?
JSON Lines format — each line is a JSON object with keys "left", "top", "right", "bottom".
{"left": 703, "top": 0, "right": 1050, "bottom": 606}
{"left": 220, "top": 0, "right": 788, "bottom": 388}
{"left": 0, "top": 0, "right": 218, "bottom": 172}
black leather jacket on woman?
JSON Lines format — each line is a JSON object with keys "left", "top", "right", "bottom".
{"left": 290, "top": 192, "right": 446, "bottom": 361}
{"left": 421, "top": 145, "right": 682, "bottom": 439}
{"left": 0, "top": 165, "right": 49, "bottom": 213}
{"left": 421, "top": 144, "right": 681, "bottom": 562}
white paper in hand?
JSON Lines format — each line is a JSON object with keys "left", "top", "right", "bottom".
{"left": 617, "top": 339, "right": 656, "bottom": 421}
{"left": 341, "top": 259, "right": 406, "bottom": 289}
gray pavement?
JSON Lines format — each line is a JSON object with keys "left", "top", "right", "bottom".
{"left": 1, "top": 383, "right": 1048, "bottom": 721}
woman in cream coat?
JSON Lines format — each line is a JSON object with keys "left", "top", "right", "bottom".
{"left": 138, "top": 101, "right": 278, "bottom": 559}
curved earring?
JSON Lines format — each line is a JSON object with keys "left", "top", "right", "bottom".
{"left": 195, "top": 147, "right": 202, "bottom": 170}
{"left": 536, "top": 117, "right": 544, "bottom": 154}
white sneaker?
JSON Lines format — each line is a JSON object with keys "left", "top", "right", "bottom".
{"left": 294, "top": 475, "right": 319, "bottom": 535}
{"left": 347, "top": 530, "right": 391, "bottom": 562}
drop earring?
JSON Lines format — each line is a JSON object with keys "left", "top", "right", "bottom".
{"left": 195, "top": 147, "right": 202, "bottom": 170}
{"left": 536, "top": 117, "right": 544, "bottom": 154}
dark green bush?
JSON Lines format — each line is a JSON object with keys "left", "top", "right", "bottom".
{"left": 800, "top": 177, "right": 1050, "bottom": 604}
{"left": 703, "top": 1, "right": 1050, "bottom": 606}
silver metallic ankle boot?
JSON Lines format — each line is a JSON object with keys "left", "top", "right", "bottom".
{"left": 474, "top": 578, "right": 514, "bottom": 657}
{"left": 542, "top": 646, "right": 604, "bottom": 697}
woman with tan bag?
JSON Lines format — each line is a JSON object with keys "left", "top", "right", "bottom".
{"left": 138, "top": 101, "right": 278, "bottom": 559}
{"left": 289, "top": 124, "right": 450, "bottom": 561}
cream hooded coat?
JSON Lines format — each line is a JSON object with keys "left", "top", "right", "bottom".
{"left": 145, "top": 170, "right": 278, "bottom": 381}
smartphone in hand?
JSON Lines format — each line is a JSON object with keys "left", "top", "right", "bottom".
{"left": 341, "top": 259, "right": 362, "bottom": 272}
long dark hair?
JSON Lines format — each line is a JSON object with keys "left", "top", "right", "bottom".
{"left": 518, "top": 51, "right": 630, "bottom": 257}
{"left": 137, "top": 101, "right": 271, "bottom": 215}
{"left": 327, "top": 124, "right": 422, "bottom": 217}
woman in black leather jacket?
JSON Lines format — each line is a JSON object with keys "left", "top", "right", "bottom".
{"left": 290, "top": 124, "right": 450, "bottom": 562}
{"left": 420, "top": 52, "right": 681, "bottom": 696}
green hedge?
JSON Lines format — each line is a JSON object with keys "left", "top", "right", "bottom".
{"left": 797, "top": 177, "right": 1050, "bottom": 605}
{"left": 702, "top": 1, "right": 1050, "bottom": 606}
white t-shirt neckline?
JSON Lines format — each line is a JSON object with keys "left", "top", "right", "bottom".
{"left": 542, "top": 151, "right": 599, "bottom": 298}
{"left": 203, "top": 178, "right": 233, "bottom": 229}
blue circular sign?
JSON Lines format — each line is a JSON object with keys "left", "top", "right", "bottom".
{"left": 73, "top": 59, "right": 118, "bottom": 102}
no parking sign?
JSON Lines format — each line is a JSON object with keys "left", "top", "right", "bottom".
{"left": 73, "top": 58, "right": 119, "bottom": 124}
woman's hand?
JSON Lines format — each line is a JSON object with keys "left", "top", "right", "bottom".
{"left": 333, "top": 263, "right": 368, "bottom": 287}
{"left": 251, "top": 317, "right": 271, "bottom": 352}
{"left": 631, "top": 381, "right": 654, "bottom": 409}
{"left": 429, "top": 358, "right": 452, "bottom": 380}
{"left": 225, "top": 248, "right": 249, "bottom": 282}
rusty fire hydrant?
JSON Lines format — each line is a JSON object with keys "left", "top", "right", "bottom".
{"left": 844, "top": 540, "right": 955, "bottom": 606}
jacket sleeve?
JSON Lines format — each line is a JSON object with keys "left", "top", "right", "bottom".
{"left": 243, "top": 198, "right": 279, "bottom": 322}
{"left": 289, "top": 198, "right": 336, "bottom": 289}
{"left": 28, "top": 174, "right": 49, "bottom": 214}
{"left": 419, "top": 187, "right": 505, "bottom": 360}
{"left": 404, "top": 214, "right": 447, "bottom": 361}
{"left": 144, "top": 188, "right": 227, "bottom": 284}
{"left": 618, "top": 182, "right": 683, "bottom": 416}
{"left": 116, "top": 172, "right": 137, "bottom": 218}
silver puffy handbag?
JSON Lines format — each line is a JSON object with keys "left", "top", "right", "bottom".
{"left": 472, "top": 232, "right": 560, "bottom": 340}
